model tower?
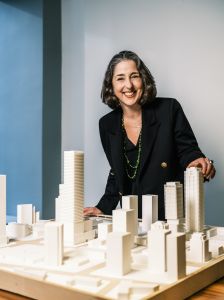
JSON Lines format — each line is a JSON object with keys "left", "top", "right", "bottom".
{"left": 142, "top": 195, "right": 158, "bottom": 232}
{"left": 185, "top": 167, "right": 204, "bottom": 232}
{"left": 164, "top": 182, "right": 184, "bottom": 232}
{"left": 122, "top": 195, "right": 138, "bottom": 235}
{"left": 148, "top": 221, "right": 171, "bottom": 273}
{"left": 0, "top": 175, "right": 7, "bottom": 246}
{"left": 55, "top": 151, "right": 95, "bottom": 244}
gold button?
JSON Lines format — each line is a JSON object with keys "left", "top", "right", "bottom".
{"left": 119, "top": 192, "right": 123, "bottom": 196}
{"left": 161, "top": 162, "right": 168, "bottom": 168}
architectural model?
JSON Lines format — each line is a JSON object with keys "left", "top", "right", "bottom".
{"left": 44, "top": 222, "right": 64, "bottom": 266}
{"left": 112, "top": 209, "right": 135, "bottom": 248}
{"left": 122, "top": 195, "right": 138, "bottom": 235}
{"left": 141, "top": 194, "right": 158, "bottom": 232}
{"left": 0, "top": 157, "right": 224, "bottom": 300}
{"left": 164, "top": 182, "right": 184, "bottom": 232}
{"left": 106, "top": 232, "right": 131, "bottom": 276}
{"left": 55, "top": 151, "right": 95, "bottom": 245}
{"left": 17, "top": 203, "right": 37, "bottom": 225}
{"left": 185, "top": 167, "right": 204, "bottom": 232}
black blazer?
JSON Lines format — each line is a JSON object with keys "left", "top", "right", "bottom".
{"left": 96, "top": 98, "right": 205, "bottom": 219}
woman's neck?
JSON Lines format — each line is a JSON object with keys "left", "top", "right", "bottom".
{"left": 122, "top": 105, "right": 142, "bottom": 120}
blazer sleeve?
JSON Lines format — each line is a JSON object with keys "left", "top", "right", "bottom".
{"left": 96, "top": 118, "right": 120, "bottom": 215}
{"left": 95, "top": 169, "right": 120, "bottom": 215}
{"left": 172, "top": 99, "right": 205, "bottom": 168}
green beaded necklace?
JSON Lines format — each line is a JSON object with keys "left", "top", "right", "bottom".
{"left": 122, "top": 115, "right": 142, "bottom": 180}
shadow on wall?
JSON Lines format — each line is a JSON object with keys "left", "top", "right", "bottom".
{"left": 0, "top": 0, "right": 42, "bottom": 17}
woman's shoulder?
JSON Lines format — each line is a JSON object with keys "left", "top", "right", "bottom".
{"left": 144, "top": 97, "right": 182, "bottom": 113}
{"left": 99, "top": 107, "right": 122, "bottom": 126}
{"left": 145, "top": 97, "right": 180, "bottom": 107}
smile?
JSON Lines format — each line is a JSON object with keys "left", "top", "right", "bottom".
{"left": 123, "top": 91, "right": 136, "bottom": 97}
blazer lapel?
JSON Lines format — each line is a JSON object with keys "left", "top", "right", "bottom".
{"left": 108, "top": 109, "right": 124, "bottom": 192}
{"left": 139, "top": 106, "right": 160, "bottom": 177}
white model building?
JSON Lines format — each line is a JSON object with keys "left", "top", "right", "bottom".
{"left": 55, "top": 151, "right": 95, "bottom": 245}
{"left": 0, "top": 175, "right": 7, "bottom": 246}
{"left": 106, "top": 231, "right": 131, "bottom": 276}
{"left": 188, "top": 232, "right": 211, "bottom": 263}
{"left": 112, "top": 209, "right": 135, "bottom": 248}
{"left": 98, "top": 223, "right": 112, "bottom": 240}
{"left": 122, "top": 195, "right": 138, "bottom": 235}
{"left": 45, "top": 222, "right": 64, "bottom": 266}
{"left": 142, "top": 194, "right": 158, "bottom": 232}
{"left": 167, "top": 232, "right": 186, "bottom": 280}
{"left": 164, "top": 182, "right": 184, "bottom": 232}
{"left": 148, "top": 221, "right": 171, "bottom": 273}
{"left": 17, "top": 204, "right": 34, "bottom": 225}
{"left": 185, "top": 167, "right": 204, "bottom": 233}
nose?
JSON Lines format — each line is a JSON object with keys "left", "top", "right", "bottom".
{"left": 124, "top": 77, "right": 133, "bottom": 89}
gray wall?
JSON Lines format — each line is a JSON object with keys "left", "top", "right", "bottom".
{"left": 62, "top": 0, "right": 224, "bottom": 226}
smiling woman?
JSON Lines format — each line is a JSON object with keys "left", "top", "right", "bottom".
{"left": 112, "top": 60, "right": 143, "bottom": 111}
{"left": 83, "top": 50, "right": 216, "bottom": 220}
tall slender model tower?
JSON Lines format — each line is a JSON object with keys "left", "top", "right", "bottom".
{"left": 56, "top": 151, "right": 95, "bottom": 244}
{"left": 164, "top": 182, "right": 184, "bottom": 220}
{"left": 185, "top": 167, "right": 204, "bottom": 232}
{"left": 165, "top": 182, "right": 184, "bottom": 232}
{"left": 0, "top": 175, "right": 7, "bottom": 246}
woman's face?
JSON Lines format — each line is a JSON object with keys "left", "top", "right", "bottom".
{"left": 112, "top": 60, "right": 143, "bottom": 109}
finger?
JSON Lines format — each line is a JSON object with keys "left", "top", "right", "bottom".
{"left": 209, "top": 167, "right": 216, "bottom": 179}
{"left": 83, "top": 207, "right": 90, "bottom": 213}
{"left": 188, "top": 159, "right": 206, "bottom": 174}
{"left": 187, "top": 161, "right": 197, "bottom": 168}
{"left": 83, "top": 208, "right": 93, "bottom": 216}
{"left": 198, "top": 159, "right": 207, "bottom": 175}
{"left": 205, "top": 158, "right": 212, "bottom": 177}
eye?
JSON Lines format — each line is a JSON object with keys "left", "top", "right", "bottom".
{"left": 131, "top": 74, "right": 140, "bottom": 79}
{"left": 117, "top": 77, "right": 124, "bottom": 81}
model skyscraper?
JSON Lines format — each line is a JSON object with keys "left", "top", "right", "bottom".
{"left": 185, "top": 167, "right": 204, "bottom": 232}
{"left": 142, "top": 194, "right": 158, "bottom": 232}
{"left": 55, "top": 151, "right": 95, "bottom": 244}
{"left": 164, "top": 182, "right": 184, "bottom": 232}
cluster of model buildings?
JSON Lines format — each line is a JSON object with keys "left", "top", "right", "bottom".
{"left": 0, "top": 151, "right": 217, "bottom": 279}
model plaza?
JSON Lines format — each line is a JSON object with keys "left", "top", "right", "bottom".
{"left": 0, "top": 151, "right": 224, "bottom": 300}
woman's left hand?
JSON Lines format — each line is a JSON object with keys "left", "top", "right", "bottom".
{"left": 187, "top": 157, "right": 216, "bottom": 180}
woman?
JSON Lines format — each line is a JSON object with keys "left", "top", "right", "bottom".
{"left": 84, "top": 50, "right": 216, "bottom": 220}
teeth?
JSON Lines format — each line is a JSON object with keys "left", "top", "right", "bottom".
{"left": 124, "top": 92, "right": 134, "bottom": 96}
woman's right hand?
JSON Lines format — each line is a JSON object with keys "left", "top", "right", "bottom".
{"left": 83, "top": 207, "right": 102, "bottom": 216}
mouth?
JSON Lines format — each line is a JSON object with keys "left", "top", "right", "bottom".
{"left": 123, "top": 91, "right": 136, "bottom": 98}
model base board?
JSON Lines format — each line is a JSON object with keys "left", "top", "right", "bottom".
{"left": 0, "top": 224, "right": 224, "bottom": 300}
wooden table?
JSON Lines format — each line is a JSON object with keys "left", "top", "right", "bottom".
{"left": 187, "top": 277, "right": 224, "bottom": 299}
{"left": 0, "top": 277, "right": 224, "bottom": 300}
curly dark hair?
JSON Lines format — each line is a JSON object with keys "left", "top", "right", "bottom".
{"left": 101, "top": 50, "right": 157, "bottom": 109}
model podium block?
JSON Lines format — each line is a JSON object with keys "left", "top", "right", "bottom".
{"left": 0, "top": 175, "right": 7, "bottom": 246}
{"left": 106, "top": 232, "right": 131, "bottom": 276}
